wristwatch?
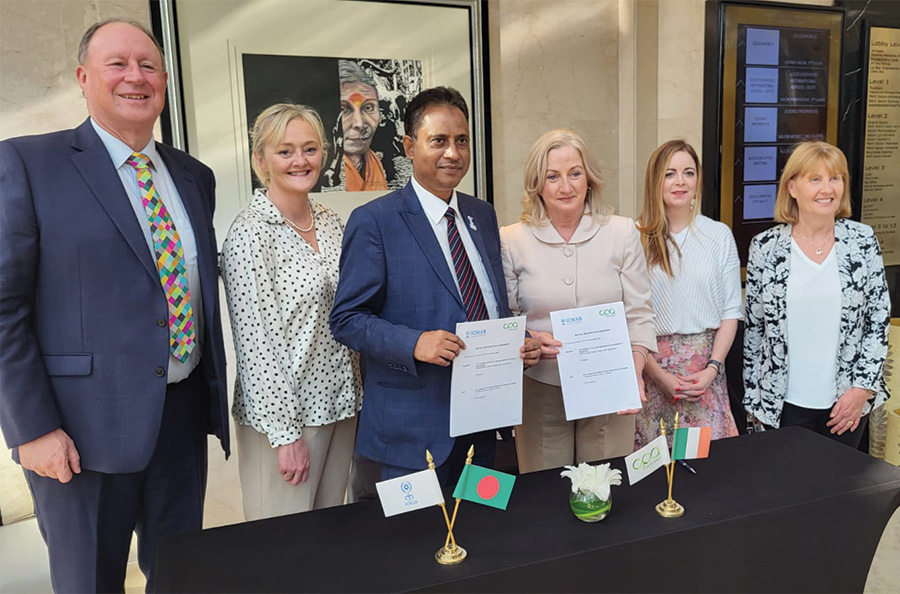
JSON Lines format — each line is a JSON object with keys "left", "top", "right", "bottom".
{"left": 706, "top": 359, "right": 722, "bottom": 375}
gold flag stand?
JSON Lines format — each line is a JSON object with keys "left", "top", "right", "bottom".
{"left": 428, "top": 446, "right": 474, "bottom": 564}
{"left": 656, "top": 413, "right": 685, "bottom": 518}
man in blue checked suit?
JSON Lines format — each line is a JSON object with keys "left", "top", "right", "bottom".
{"left": 330, "top": 87, "right": 540, "bottom": 488}
{"left": 0, "top": 20, "right": 228, "bottom": 592}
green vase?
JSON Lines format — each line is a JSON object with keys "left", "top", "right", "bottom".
{"left": 569, "top": 488, "right": 612, "bottom": 522}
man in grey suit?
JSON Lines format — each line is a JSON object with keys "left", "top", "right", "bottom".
{"left": 0, "top": 19, "right": 229, "bottom": 592}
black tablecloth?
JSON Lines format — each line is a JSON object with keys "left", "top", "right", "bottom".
{"left": 156, "top": 427, "right": 900, "bottom": 593}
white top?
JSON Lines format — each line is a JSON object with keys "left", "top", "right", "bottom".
{"left": 785, "top": 238, "right": 841, "bottom": 409}
{"left": 648, "top": 215, "right": 742, "bottom": 336}
{"left": 222, "top": 189, "right": 362, "bottom": 447}
{"left": 91, "top": 118, "right": 203, "bottom": 383}
{"left": 411, "top": 175, "right": 500, "bottom": 319}
{"left": 501, "top": 214, "right": 656, "bottom": 386}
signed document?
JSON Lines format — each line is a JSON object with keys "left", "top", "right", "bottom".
{"left": 449, "top": 316, "right": 526, "bottom": 437}
{"left": 551, "top": 302, "right": 641, "bottom": 421}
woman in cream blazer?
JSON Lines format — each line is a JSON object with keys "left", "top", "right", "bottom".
{"left": 500, "top": 129, "right": 656, "bottom": 474}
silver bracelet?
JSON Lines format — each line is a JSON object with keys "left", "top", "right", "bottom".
{"left": 631, "top": 349, "right": 648, "bottom": 365}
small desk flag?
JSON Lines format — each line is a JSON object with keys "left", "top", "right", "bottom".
{"left": 376, "top": 469, "right": 444, "bottom": 517}
{"left": 625, "top": 434, "right": 671, "bottom": 485}
{"left": 672, "top": 427, "right": 712, "bottom": 460}
{"left": 452, "top": 464, "right": 515, "bottom": 510}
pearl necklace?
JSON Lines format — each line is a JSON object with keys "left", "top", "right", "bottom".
{"left": 282, "top": 202, "right": 315, "bottom": 233}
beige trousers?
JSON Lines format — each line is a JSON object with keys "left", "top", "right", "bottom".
{"left": 516, "top": 375, "right": 636, "bottom": 474}
{"left": 236, "top": 416, "right": 357, "bottom": 521}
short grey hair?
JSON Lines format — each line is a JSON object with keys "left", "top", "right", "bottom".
{"left": 78, "top": 18, "right": 165, "bottom": 68}
{"left": 338, "top": 60, "right": 377, "bottom": 91}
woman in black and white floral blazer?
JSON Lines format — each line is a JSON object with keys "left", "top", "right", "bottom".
{"left": 743, "top": 141, "right": 890, "bottom": 449}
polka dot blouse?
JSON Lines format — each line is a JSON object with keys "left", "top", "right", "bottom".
{"left": 222, "top": 189, "right": 362, "bottom": 448}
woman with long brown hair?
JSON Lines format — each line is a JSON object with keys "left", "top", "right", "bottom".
{"left": 634, "top": 140, "right": 741, "bottom": 448}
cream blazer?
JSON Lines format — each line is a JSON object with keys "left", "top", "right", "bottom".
{"left": 500, "top": 214, "right": 656, "bottom": 386}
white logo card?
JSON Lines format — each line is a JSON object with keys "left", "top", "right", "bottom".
{"left": 376, "top": 468, "right": 445, "bottom": 517}
{"left": 625, "top": 435, "right": 671, "bottom": 485}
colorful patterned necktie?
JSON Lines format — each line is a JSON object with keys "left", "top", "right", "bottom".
{"left": 445, "top": 208, "right": 488, "bottom": 321}
{"left": 126, "top": 152, "right": 196, "bottom": 362}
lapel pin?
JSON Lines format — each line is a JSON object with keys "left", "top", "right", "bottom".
{"left": 467, "top": 215, "right": 477, "bottom": 231}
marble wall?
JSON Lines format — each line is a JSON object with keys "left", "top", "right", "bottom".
{"left": 487, "top": 0, "right": 620, "bottom": 226}
{"left": 0, "top": 0, "right": 150, "bottom": 140}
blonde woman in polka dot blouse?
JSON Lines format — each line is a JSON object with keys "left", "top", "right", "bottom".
{"left": 222, "top": 104, "right": 362, "bottom": 520}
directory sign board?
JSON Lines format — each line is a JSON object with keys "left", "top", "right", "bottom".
{"left": 720, "top": 5, "right": 843, "bottom": 267}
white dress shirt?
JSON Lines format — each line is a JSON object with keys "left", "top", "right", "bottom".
{"left": 410, "top": 175, "right": 500, "bottom": 319}
{"left": 222, "top": 190, "right": 362, "bottom": 447}
{"left": 91, "top": 118, "right": 203, "bottom": 383}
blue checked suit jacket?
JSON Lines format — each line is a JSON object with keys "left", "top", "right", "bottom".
{"left": 330, "top": 182, "right": 512, "bottom": 470}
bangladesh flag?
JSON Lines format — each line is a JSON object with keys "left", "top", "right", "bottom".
{"left": 452, "top": 464, "right": 516, "bottom": 510}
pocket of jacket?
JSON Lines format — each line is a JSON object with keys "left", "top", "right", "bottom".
{"left": 42, "top": 354, "right": 92, "bottom": 376}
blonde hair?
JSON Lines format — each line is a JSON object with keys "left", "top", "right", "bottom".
{"left": 519, "top": 129, "right": 610, "bottom": 226}
{"left": 637, "top": 140, "right": 702, "bottom": 276}
{"left": 250, "top": 103, "right": 329, "bottom": 188}
{"left": 775, "top": 141, "right": 852, "bottom": 224}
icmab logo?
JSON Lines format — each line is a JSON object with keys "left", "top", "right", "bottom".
{"left": 401, "top": 481, "right": 418, "bottom": 507}
{"left": 560, "top": 316, "right": 583, "bottom": 326}
{"left": 631, "top": 446, "right": 662, "bottom": 470}
{"left": 465, "top": 329, "right": 487, "bottom": 339}
{"left": 597, "top": 308, "right": 616, "bottom": 317}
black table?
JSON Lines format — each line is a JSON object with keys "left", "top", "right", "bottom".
{"left": 156, "top": 428, "right": 900, "bottom": 593}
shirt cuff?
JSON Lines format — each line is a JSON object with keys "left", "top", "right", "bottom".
{"left": 267, "top": 427, "right": 303, "bottom": 448}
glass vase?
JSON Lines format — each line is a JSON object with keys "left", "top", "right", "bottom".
{"left": 569, "top": 488, "right": 612, "bottom": 522}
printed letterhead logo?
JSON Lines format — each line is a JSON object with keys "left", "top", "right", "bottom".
{"left": 597, "top": 308, "right": 616, "bottom": 317}
{"left": 465, "top": 329, "right": 487, "bottom": 339}
{"left": 560, "top": 316, "right": 583, "bottom": 326}
{"left": 401, "top": 481, "right": 418, "bottom": 507}
{"left": 502, "top": 321, "right": 518, "bottom": 330}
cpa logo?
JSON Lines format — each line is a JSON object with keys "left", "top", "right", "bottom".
{"left": 401, "top": 481, "right": 418, "bottom": 507}
{"left": 631, "top": 446, "right": 662, "bottom": 470}
{"left": 597, "top": 308, "right": 616, "bottom": 317}
{"left": 502, "top": 321, "right": 518, "bottom": 330}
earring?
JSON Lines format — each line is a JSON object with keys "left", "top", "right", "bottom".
{"left": 690, "top": 198, "right": 696, "bottom": 209}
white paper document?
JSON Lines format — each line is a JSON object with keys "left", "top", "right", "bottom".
{"left": 551, "top": 302, "right": 641, "bottom": 421}
{"left": 376, "top": 469, "right": 444, "bottom": 517}
{"left": 449, "top": 316, "right": 526, "bottom": 437}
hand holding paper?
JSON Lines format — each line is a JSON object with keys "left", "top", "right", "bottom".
{"left": 551, "top": 302, "right": 642, "bottom": 421}
{"left": 450, "top": 316, "right": 526, "bottom": 437}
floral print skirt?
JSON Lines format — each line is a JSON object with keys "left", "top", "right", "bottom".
{"left": 634, "top": 330, "right": 739, "bottom": 450}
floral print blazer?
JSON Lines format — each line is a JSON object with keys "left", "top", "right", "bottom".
{"left": 743, "top": 219, "right": 891, "bottom": 427}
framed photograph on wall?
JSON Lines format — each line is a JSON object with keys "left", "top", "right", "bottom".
{"left": 151, "top": 0, "right": 488, "bottom": 237}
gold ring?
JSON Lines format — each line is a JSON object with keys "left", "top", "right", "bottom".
{"left": 847, "top": 420, "right": 853, "bottom": 426}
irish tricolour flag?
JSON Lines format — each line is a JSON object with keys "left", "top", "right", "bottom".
{"left": 672, "top": 426, "right": 711, "bottom": 460}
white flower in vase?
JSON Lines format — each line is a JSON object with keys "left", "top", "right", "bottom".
{"left": 560, "top": 462, "right": 622, "bottom": 501}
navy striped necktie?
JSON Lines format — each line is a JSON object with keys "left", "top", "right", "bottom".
{"left": 445, "top": 208, "right": 488, "bottom": 321}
